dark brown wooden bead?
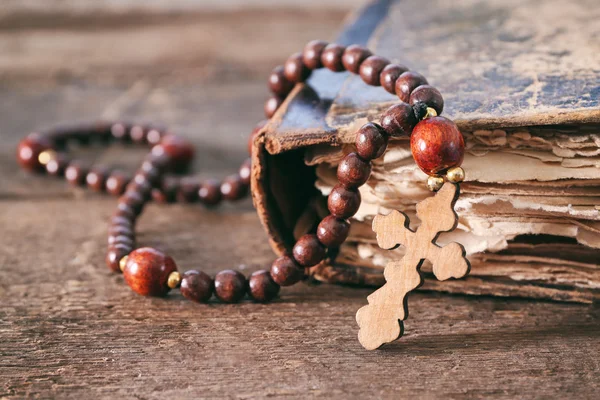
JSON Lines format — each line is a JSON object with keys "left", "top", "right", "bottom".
{"left": 221, "top": 174, "right": 247, "bottom": 201}
{"left": 86, "top": 167, "right": 108, "bottom": 192}
{"left": 65, "top": 162, "right": 88, "bottom": 186}
{"left": 328, "top": 184, "right": 361, "bottom": 219}
{"left": 110, "top": 215, "right": 133, "bottom": 227}
{"left": 380, "top": 102, "right": 418, "bottom": 137}
{"left": 45, "top": 154, "right": 69, "bottom": 176}
{"left": 270, "top": 255, "right": 304, "bottom": 286}
{"left": 123, "top": 247, "right": 177, "bottom": 296}
{"left": 284, "top": 52, "right": 311, "bottom": 83}
{"left": 110, "top": 123, "right": 129, "bottom": 140}
{"left": 130, "top": 125, "right": 146, "bottom": 143}
{"left": 321, "top": 43, "right": 346, "bottom": 72}
{"left": 337, "top": 152, "right": 371, "bottom": 188}
{"left": 114, "top": 203, "right": 137, "bottom": 221}
{"left": 105, "top": 244, "right": 131, "bottom": 272}
{"left": 248, "top": 270, "right": 280, "bottom": 302}
{"left": 119, "top": 190, "right": 146, "bottom": 215}
{"left": 146, "top": 127, "right": 164, "bottom": 145}
{"left": 214, "top": 270, "right": 247, "bottom": 303}
{"left": 17, "top": 133, "right": 53, "bottom": 172}
{"left": 302, "top": 40, "right": 328, "bottom": 70}
{"left": 317, "top": 215, "right": 350, "bottom": 248}
{"left": 342, "top": 44, "right": 372, "bottom": 74}
{"left": 264, "top": 96, "right": 283, "bottom": 119}
{"left": 108, "top": 224, "right": 133, "bottom": 238}
{"left": 106, "top": 171, "right": 130, "bottom": 197}
{"left": 248, "top": 120, "right": 267, "bottom": 155}
{"left": 410, "top": 116, "right": 465, "bottom": 175}
{"left": 293, "top": 234, "right": 326, "bottom": 267}
{"left": 268, "top": 65, "right": 294, "bottom": 97}
{"left": 152, "top": 177, "right": 179, "bottom": 204}
{"left": 177, "top": 177, "right": 200, "bottom": 203}
{"left": 355, "top": 122, "right": 388, "bottom": 160}
{"left": 180, "top": 270, "right": 214, "bottom": 303}
{"left": 108, "top": 234, "right": 134, "bottom": 247}
{"left": 359, "top": 55, "right": 390, "bottom": 86}
{"left": 158, "top": 134, "right": 194, "bottom": 172}
{"left": 380, "top": 64, "right": 409, "bottom": 94}
{"left": 395, "top": 71, "right": 428, "bottom": 103}
{"left": 239, "top": 158, "right": 252, "bottom": 185}
{"left": 140, "top": 160, "right": 161, "bottom": 185}
{"left": 409, "top": 84, "right": 444, "bottom": 115}
{"left": 198, "top": 179, "right": 222, "bottom": 206}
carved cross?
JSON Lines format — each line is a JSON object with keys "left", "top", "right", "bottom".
{"left": 356, "top": 182, "right": 470, "bottom": 350}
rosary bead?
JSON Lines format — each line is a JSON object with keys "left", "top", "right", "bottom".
{"left": 106, "top": 244, "right": 131, "bottom": 272}
{"left": 130, "top": 125, "right": 146, "bottom": 143}
{"left": 321, "top": 43, "right": 346, "bottom": 72}
{"left": 65, "top": 162, "right": 89, "bottom": 186}
{"left": 140, "top": 160, "right": 161, "bottom": 185}
{"left": 293, "top": 234, "right": 326, "bottom": 267}
{"left": 86, "top": 167, "right": 108, "bottom": 192}
{"left": 380, "top": 102, "right": 417, "bottom": 137}
{"left": 106, "top": 171, "right": 130, "bottom": 196}
{"left": 359, "top": 55, "right": 390, "bottom": 86}
{"left": 426, "top": 175, "right": 445, "bottom": 192}
{"left": 409, "top": 85, "right": 444, "bottom": 115}
{"left": 17, "top": 133, "right": 53, "bottom": 172}
{"left": 119, "top": 190, "right": 145, "bottom": 215}
{"left": 248, "top": 270, "right": 280, "bottom": 302}
{"left": 177, "top": 177, "right": 200, "bottom": 203}
{"left": 146, "top": 128, "right": 163, "bottom": 146}
{"left": 110, "top": 123, "right": 129, "bottom": 140}
{"left": 108, "top": 224, "right": 133, "bottom": 238}
{"left": 328, "top": 184, "right": 361, "bottom": 219}
{"left": 114, "top": 203, "right": 137, "bottom": 221}
{"left": 268, "top": 65, "right": 294, "bottom": 97}
{"left": 220, "top": 174, "right": 247, "bottom": 201}
{"left": 284, "top": 52, "right": 311, "bottom": 83}
{"left": 152, "top": 177, "right": 179, "bottom": 203}
{"left": 395, "top": 71, "right": 428, "bottom": 103}
{"left": 180, "top": 270, "right": 214, "bottom": 302}
{"left": 342, "top": 44, "right": 372, "bottom": 74}
{"left": 446, "top": 166, "right": 465, "bottom": 183}
{"left": 270, "top": 255, "right": 304, "bottom": 286}
{"left": 159, "top": 134, "right": 194, "bottom": 172}
{"left": 380, "top": 64, "right": 409, "bottom": 94}
{"left": 410, "top": 116, "right": 465, "bottom": 175}
{"left": 337, "top": 152, "right": 371, "bottom": 188}
{"left": 214, "top": 270, "right": 247, "bottom": 303}
{"left": 239, "top": 158, "right": 252, "bottom": 185}
{"left": 123, "top": 247, "right": 178, "bottom": 297}
{"left": 198, "top": 179, "right": 222, "bottom": 206}
{"left": 248, "top": 120, "right": 267, "bottom": 155}
{"left": 302, "top": 40, "right": 328, "bottom": 70}
{"left": 108, "top": 234, "right": 134, "bottom": 247}
{"left": 317, "top": 215, "right": 350, "bottom": 248}
{"left": 45, "top": 154, "right": 69, "bottom": 176}
{"left": 355, "top": 122, "right": 388, "bottom": 160}
{"left": 264, "top": 96, "right": 283, "bottom": 118}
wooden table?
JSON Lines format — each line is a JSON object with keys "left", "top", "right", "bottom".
{"left": 1, "top": 3, "right": 598, "bottom": 399}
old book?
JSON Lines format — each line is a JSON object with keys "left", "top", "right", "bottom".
{"left": 250, "top": 0, "right": 600, "bottom": 303}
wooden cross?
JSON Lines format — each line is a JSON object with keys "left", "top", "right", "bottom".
{"left": 356, "top": 182, "right": 471, "bottom": 350}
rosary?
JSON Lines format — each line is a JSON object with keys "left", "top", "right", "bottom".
{"left": 16, "top": 40, "right": 470, "bottom": 350}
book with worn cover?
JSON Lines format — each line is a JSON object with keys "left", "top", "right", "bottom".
{"left": 250, "top": 0, "right": 600, "bottom": 303}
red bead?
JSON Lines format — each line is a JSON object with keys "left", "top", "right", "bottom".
{"left": 302, "top": 40, "right": 328, "bottom": 70}
{"left": 86, "top": 167, "right": 108, "bottom": 192}
{"left": 268, "top": 65, "right": 294, "bottom": 97}
{"left": 342, "top": 45, "right": 372, "bottom": 74}
{"left": 380, "top": 102, "right": 417, "bottom": 137}
{"left": 321, "top": 43, "right": 346, "bottom": 72}
{"left": 284, "top": 52, "right": 311, "bottom": 83}
{"left": 157, "top": 134, "right": 194, "bottom": 172}
{"left": 106, "top": 171, "right": 130, "bottom": 196}
{"left": 270, "top": 255, "right": 304, "bottom": 286}
{"left": 214, "top": 270, "right": 247, "bottom": 303}
{"left": 380, "top": 64, "right": 409, "bottom": 94}
{"left": 16, "top": 133, "right": 53, "bottom": 172}
{"left": 355, "top": 122, "right": 388, "bottom": 160}
{"left": 180, "top": 270, "right": 214, "bottom": 303}
{"left": 328, "top": 184, "right": 361, "bottom": 219}
{"left": 337, "top": 152, "right": 371, "bottom": 188}
{"left": 248, "top": 270, "right": 280, "bottom": 302}
{"left": 264, "top": 96, "right": 283, "bottom": 118}
{"left": 395, "top": 71, "right": 428, "bottom": 103}
{"left": 45, "top": 154, "right": 69, "bottom": 176}
{"left": 293, "top": 234, "right": 326, "bottom": 267}
{"left": 65, "top": 162, "right": 88, "bottom": 186}
{"left": 199, "top": 179, "right": 222, "bottom": 206}
{"left": 410, "top": 116, "right": 465, "bottom": 175}
{"left": 176, "top": 177, "right": 199, "bottom": 203}
{"left": 409, "top": 84, "right": 444, "bottom": 115}
{"left": 221, "top": 174, "right": 247, "bottom": 201}
{"left": 317, "top": 216, "right": 350, "bottom": 248}
{"left": 359, "top": 55, "right": 389, "bottom": 86}
{"left": 239, "top": 158, "right": 252, "bottom": 185}
{"left": 123, "top": 247, "right": 178, "bottom": 296}
{"left": 105, "top": 245, "right": 131, "bottom": 272}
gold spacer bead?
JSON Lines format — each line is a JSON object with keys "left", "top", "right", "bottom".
{"left": 424, "top": 107, "right": 438, "bottom": 119}
{"left": 427, "top": 175, "right": 445, "bottom": 192}
{"left": 446, "top": 166, "right": 465, "bottom": 183}
{"left": 167, "top": 271, "right": 182, "bottom": 289}
{"left": 119, "top": 255, "right": 129, "bottom": 272}
{"left": 38, "top": 149, "right": 57, "bottom": 166}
